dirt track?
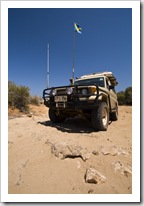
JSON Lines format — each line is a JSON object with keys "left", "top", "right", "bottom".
{"left": 8, "top": 105, "right": 132, "bottom": 194}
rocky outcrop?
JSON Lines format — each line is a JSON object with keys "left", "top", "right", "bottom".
{"left": 46, "top": 140, "right": 91, "bottom": 161}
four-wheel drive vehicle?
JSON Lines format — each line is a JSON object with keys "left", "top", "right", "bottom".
{"left": 43, "top": 71, "right": 118, "bottom": 131}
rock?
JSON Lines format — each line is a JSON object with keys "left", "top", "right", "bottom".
{"left": 48, "top": 141, "right": 91, "bottom": 161}
{"left": 27, "top": 112, "right": 33, "bottom": 117}
{"left": 112, "top": 161, "right": 132, "bottom": 176}
{"left": 51, "top": 142, "right": 68, "bottom": 159}
{"left": 88, "top": 189, "right": 94, "bottom": 193}
{"left": 101, "top": 145, "right": 128, "bottom": 156}
{"left": 92, "top": 150, "right": 99, "bottom": 155}
{"left": 85, "top": 167, "right": 106, "bottom": 184}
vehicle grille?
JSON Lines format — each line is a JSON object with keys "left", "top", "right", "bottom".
{"left": 57, "top": 89, "right": 67, "bottom": 95}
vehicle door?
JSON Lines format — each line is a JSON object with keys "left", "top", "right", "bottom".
{"left": 106, "top": 78, "right": 117, "bottom": 109}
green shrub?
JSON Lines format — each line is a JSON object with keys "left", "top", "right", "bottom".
{"left": 125, "top": 87, "right": 132, "bottom": 105}
{"left": 8, "top": 81, "right": 30, "bottom": 112}
{"left": 117, "top": 86, "right": 132, "bottom": 106}
{"left": 117, "top": 91, "right": 125, "bottom": 105}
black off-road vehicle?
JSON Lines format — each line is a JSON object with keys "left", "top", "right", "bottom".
{"left": 43, "top": 72, "right": 118, "bottom": 131}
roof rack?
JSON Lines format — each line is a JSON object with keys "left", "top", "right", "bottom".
{"left": 79, "top": 71, "right": 118, "bottom": 86}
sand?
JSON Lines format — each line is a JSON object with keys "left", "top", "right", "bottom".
{"left": 8, "top": 105, "right": 132, "bottom": 194}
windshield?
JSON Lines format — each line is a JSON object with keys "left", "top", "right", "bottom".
{"left": 75, "top": 77, "right": 104, "bottom": 87}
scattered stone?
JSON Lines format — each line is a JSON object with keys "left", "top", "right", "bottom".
{"left": 128, "top": 186, "right": 131, "bottom": 190}
{"left": 112, "top": 161, "right": 132, "bottom": 176}
{"left": 88, "top": 189, "right": 94, "bottom": 193}
{"left": 85, "top": 167, "right": 106, "bottom": 184}
{"left": 101, "top": 145, "right": 128, "bottom": 156}
{"left": 92, "top": 150, "right": 99, "bottom": 155}
{"left": 27, "top": 112, "right": 33, "bottom": 117}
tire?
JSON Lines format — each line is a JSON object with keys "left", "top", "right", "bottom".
{"left": 91, "top": 102, "right": 109, "bottom": 131}
{"left": 110, "top": 108, "right": 118, "bottom": 121}
{"left": 49, "top": 108, "right": 65, "bottom": 123}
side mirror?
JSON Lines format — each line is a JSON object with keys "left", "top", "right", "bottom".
{"left": 70, "top": 78, "right": 74, "bottom": 85}
{"left": 109, "top": 85, "right": 114, "bottom": 90}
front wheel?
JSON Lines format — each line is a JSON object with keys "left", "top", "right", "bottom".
{"left": 91, "top": 102, "right": 109, "bottom": 131}
{"left": 49, "top": 108, "right": 65, "bottom": 123}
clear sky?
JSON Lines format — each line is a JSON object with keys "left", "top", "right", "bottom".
{"left": 8, "top": 8, "right": 132, "bottom": 97}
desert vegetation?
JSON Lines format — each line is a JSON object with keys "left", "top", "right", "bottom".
{"left": 117, "top": 87, "right": 132, "bottom": 105}
{"left": 8, "top": 81, "right": 132, "bottom": 113}
{"left": 8, "top": 81, "right": 42, "bottom": 112}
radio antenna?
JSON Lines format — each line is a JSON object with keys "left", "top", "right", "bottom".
{"left": 47, "top": 43, "right": 50, "bottom": 88}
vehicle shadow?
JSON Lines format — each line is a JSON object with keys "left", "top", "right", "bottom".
{"left": 38, "top": 117, "right": 95, "bottom": 134}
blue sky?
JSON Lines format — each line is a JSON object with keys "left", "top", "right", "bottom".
{"left": 8, "top": 8, "right": 132, "bottom": 96}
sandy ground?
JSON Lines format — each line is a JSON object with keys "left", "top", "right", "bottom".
{"left": 8, "top": 104, "right": 132, "bottom": 194}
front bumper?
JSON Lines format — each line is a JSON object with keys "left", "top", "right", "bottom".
{"left": 43, "top": 84, "right": 109, "bottom": 110}
{"left": 44, "top": 98, "right": 100, "bottom": 110}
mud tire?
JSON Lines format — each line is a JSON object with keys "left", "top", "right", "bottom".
{"left": 49, "top": 108, "right": 65, "bottom": 123}
{"left": 91, "top": 102, "right": 109, "bottom": 131}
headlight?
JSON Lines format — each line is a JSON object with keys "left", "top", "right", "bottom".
{"left": 89, "top": 87, "right": 96, "bottom": 93}
{"left": 81, "top": 89, "right": 88, "bottom": 95}
{"left": 51, "top": 89, "right": 57, "bottom": 96}
{"left": 66, "top": 87, "right": 73, "bottom": 95}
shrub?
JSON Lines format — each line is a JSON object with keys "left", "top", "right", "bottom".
{"left": 8, "top": 81, "right": 30, "bottom": 112}
{"left": 125, "top": 87, "right": 132, "bottom": 105}
{"left": 117, "top": 91, "right": 125, "bottom": 105}
{"left": 30, "top": 95, "right": 40, "bottom": 106}
{"left": 117, "top": 86, "right": 132, "bottom": 106}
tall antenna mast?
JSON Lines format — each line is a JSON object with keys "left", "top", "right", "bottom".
{"left": 47, "top": 43, "right": 50, "bottom": 88}
{"left": 72, "top": 28, "right": 76, "bottom": 82}
{"left": 71, "top": 22, "right": 82, "bottom": 85}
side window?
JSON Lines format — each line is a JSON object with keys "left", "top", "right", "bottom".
{"left": 97, "top": 77, "right": 104, "bottom": 87}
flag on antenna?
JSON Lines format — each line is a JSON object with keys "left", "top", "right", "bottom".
{"left": 74, "top": 22, "right": 82, "bottom": 34}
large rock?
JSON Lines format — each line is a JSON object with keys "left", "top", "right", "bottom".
{"left": 85, "top": 167, "right": 106, "bottom": 184}
{"left": 46, "top": 140, "right": 91, "bottom": 161}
